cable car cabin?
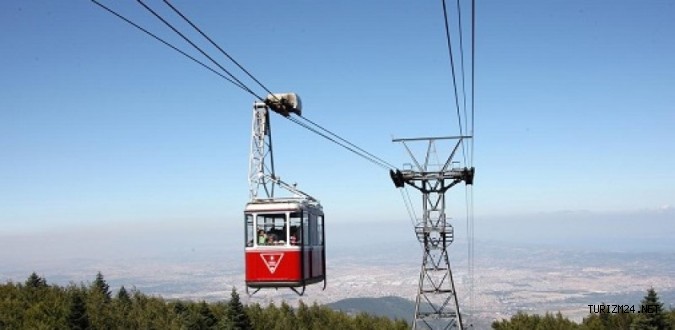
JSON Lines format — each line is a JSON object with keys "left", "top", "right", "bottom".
{"left": 244, "top": 198, "right": 325, "bottom": 295}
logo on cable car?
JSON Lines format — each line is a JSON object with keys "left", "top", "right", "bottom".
{"left": 260, "top": 253, "right": 285, "bottom": 274}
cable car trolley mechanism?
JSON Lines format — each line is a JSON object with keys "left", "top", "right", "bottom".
{"left": 244, "top": 93, "right": 326, "bottom": 296}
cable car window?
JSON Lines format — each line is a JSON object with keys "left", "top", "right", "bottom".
{"left": 256, "top": 214, "right": 287, "bottom": 246}
{"left": 245, "top": 214, "right": 254, "bottom": 247}
{"left": 317, "top": 214, "right": 324, "bottom": 246}
{"left": 309, "top": 213, "right": 317, "bottom": 246}
{"left": 302, "top": 212, "right": 310, "bottom": 246}
{"left": 289, "top": 212, "right": 302, "bottom": 246}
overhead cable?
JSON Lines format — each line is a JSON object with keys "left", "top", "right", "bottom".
{"left": 399, "top": 188, "right": 424, "bottom": 250}
{"left": 471, "top": 0, "right": 476, "bottom": 167}
{"left": 296, "top": 115, "right": 398, "bottom": 170}
{"left": 455, "top": 0, "right": 470, "bottom": 142}
{"left": 441, "top": 0, "right": 467, "bottom": 166}
{"left": 286, "top": 116, "right": 394, "bottom": 171}
{"left": 162, "top": 0, "right": 279, "bottom": 101}
{"left": 465, "top": 184, "right": 475, "bottom": 320}
{"left": 135, "top": 0, "right": 265, "bottom": 101}
{"left": 91, "top": 0, "right": 249, "bottom": 93}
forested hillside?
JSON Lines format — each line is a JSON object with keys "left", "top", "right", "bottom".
{"left": 327, "top": 296, "right": 414, "bottom": 323}
{"left": 0, "top": 272, "right": 407, "bottom": 330}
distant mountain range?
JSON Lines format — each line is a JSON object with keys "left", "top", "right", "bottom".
{"left": 327, "top": 296, "right": 414, "bottom": 323}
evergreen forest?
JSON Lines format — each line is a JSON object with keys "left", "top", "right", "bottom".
{"left": 0, "top": 272, "right": 407, "bottom": 330}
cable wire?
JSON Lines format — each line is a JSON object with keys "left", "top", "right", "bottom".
{"left": 162, "top": 0, "right": 278, "bottom": 100}
{"left": 296, "top": 115, "right": 398, "bottom": 170}
{"left": 471, "top": 0, "right": 476, "bottom": 168}
{"left": 286, "top": 116, "right": 394, "bottom": 171}
{"left": 400, "top": 189, "right": 417, "bottom": 229}
{"left": 441, "top": 0, "right": 467, "bottom": 166}
{"left": 456, "top": 0, "right": 470, "bottom": 143}
{"left": 467, "top": 0, "right": 477, "bottom": 320}
{"left": 465, "top": 184, "right": 475, "bottom": 322}
{"left": 136, "top": 0, "right": 265, "bottom": 101}
{"left": 404, "top": 186, "right": 419, "bottom": 225}
{"left": 91, "top": 0, "right": 249, "bottom": 93}
{"left": 400, "top": 187, "right": 424, "bottom": 250}
{"left": 440, "top": 1, "right": 476, "bottom": 323}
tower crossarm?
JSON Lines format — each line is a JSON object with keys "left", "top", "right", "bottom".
{"left": 390, "top": 167, "right": 474, "bottom": 191}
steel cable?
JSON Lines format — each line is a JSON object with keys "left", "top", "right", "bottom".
{"left": 471, "top": 0, "right": 476, "bottom": 168}
{"left": 456, "top": 0, "right": 470, "bottom": 144}
{"left": 296, "top": 115, "right": 398, "bottom": 170}
{"left": 136, "top": 0, "right": 265, "bottom": 101}
{"left": 286, "top": 116, "right": 394, "bottom": 171}
{"left": 162, "top": 0, "right": 278, "bottom": 100}
{"left": 441, "top": 0, "right": 468, "bottom": 166}
{"left": 91, "top": 0, "right": 250, "bottom": 94}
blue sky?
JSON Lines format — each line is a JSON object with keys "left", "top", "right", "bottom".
{"left": 1, "top": 1, "right": 674, "bottom": 239}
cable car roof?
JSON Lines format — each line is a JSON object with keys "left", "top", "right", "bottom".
{"left": 245, "top": 197, "right": 323, "bottom": 213}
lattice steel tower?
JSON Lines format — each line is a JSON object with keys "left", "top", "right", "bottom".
{"left": 390, "top": 136, "right": 474, "bottom": 330}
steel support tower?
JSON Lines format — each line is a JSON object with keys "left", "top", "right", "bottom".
{"left": 390, "top": 136, "right": 474, "bottom": 330}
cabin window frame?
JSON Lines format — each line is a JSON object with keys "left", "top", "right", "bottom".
{"left": 302, "top": 211, "right": 310, "bottom": 246}
{"left": 255, "top": 213, "right": 287, "bottom": 246}
{"left": 245, "top": 213, "right": 254, "bottom": 247}
{"left": 317, "top": 213, "right": 324, "bottom": 247}
{"left": 288, "top": 211, "right": 302, "bottom": 246}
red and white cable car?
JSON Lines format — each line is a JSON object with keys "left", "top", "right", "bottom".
{"left": 244, "top": 93, "right": 326, "bottom": 295}
{"left": 244, "top": 198, "right": 325, "bottom": 295}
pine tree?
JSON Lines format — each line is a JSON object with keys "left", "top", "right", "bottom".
{"left": 68, "top": 291, "right": 90, "bottom": 330}
{"left": 173, "top": 300, "right": 188, "bottom": 316}
{"left": 245, "top": 303, "right": 263, "bottom": 329}
{"left": 117, "top": 285, "right": 131, "bottom": 306}
{"left": 296, "top": 300, "right": 313, "bottom": 329}
{"left": 599, "top": 302, "right": 611, "bottom": 327}
{"left": 277, "top": 301, "right": 297, "bottom": 329}
{"left": 632, "top": 287, "right": 670, "bottom": 330}
{"left": 226, "top": 287, "right": 252, "bottom": 330}
{"left": 198, "top": 301, "right": 218, "bottom": 328}
{"left": 25, "top": 272, "right": 47, "bottom": 289}
{"left": 93, "top": 271, "right": 111, "bottom": 302}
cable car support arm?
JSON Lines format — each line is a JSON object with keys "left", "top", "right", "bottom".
{"left": 248, "top": 93, "right": 318, "bottom": 202}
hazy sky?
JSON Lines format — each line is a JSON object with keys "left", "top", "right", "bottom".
{"left": 1, "top": 1, "right": 674, "bottom": 238}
